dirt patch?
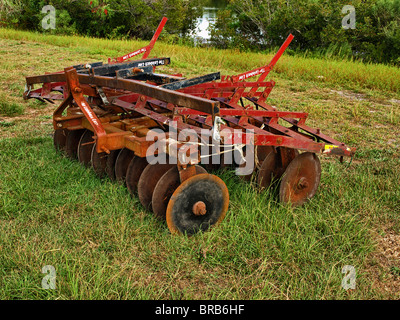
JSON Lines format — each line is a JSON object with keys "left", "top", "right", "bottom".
{"left": 330, "top": 89, "right": 366, "bottom": 101}
{"left": 366, "top": 229, "right": 400, "bottom": 299}
{"left": 389, "top": 99, "right": 400, "bottom": 105}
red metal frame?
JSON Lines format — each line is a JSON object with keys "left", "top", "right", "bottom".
{"left": 24, "top": 22, "right": 355, "bottom": 164}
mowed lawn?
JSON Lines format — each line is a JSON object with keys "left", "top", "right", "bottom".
{"left": 0, "top": 30, "right": 399, "bottom": 300}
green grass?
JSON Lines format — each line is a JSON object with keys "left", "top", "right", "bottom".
{"left": 0, "top": 95, "right": 25, "bottom": 116}
{"left": 0, "top": 134, "right": 398, "bottom": 299}
{"left": 1, "top": 27, "right": 400, "bottom": 94}
{"left": 0, "top": 29, "right": 399, "bottom": 300}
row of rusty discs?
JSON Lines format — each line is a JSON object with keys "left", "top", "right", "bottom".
{"left": 54, "top": 128, "right": 321, "bottom": 233}
{"left": 53, "top": 128, "right": 230, "bottom": 235}
{"left": 239, "top": 145, "right": 321, "bottom": 207}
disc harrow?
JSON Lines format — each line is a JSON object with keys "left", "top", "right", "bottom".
{"left": 23, "top": 17, "right": 355, "bottom": 235}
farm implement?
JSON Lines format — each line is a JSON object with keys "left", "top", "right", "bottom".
{"left": 23, "top": 17, "right": 355, "bottom": 235}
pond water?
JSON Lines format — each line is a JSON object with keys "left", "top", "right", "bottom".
{"left": 192, "top": 0, "right": 227, "bottom": 41}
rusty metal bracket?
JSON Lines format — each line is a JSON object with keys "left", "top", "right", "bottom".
{"left": 96, "top": 86, "right": 110, "bottom": 105}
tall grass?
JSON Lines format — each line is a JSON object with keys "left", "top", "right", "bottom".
{"left": 1, "top": 28, "right": 400, "bottom": 93}
{"left": 1, "top": 133, "right": 395, "bottom": 299}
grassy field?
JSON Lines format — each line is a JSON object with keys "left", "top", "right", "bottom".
{"left": 0, "top": 29, "right": 399, "bottom": 300}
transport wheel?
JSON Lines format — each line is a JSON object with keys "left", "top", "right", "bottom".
{"left": 137, "top": 163, "right": 176, "bottom": 211}
{"left": 152, "top": 165, "right": 207, "bottom": 220}
{"left": 77, "top": 130, "right": 94, "bottom": 167}
{"left": 114, "top": 148, "right": 135, "bottom": 184}
{"left": 279, "top": 152, "right": 321, "bottom": 207}
{"left": 257, "top": 147, "right": 298, "bottom": 190}
{"left": 105, "top": 149, "right": 121, "bottom": 181}
{"left": 65, "top": 129, "right": 85, "bottom": 160}
{"left": 91, "top": 143, "right": 108, "bottom": 178}
{"left": 125, "top": 156, "right": 149, "bottom": 196}
{"left": 53, "top": 128, "right": 68, "bottom": 152}
{"left": 166, "top": 173, "right": 229, "bottom": 235}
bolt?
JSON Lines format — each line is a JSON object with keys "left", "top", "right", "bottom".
{"left": 192, "top": 201, "right": 207, "bottom": 216}
{"left": 297, "top": 177, "right": 309, "bottom": 190}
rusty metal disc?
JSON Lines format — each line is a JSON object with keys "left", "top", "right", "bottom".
{"left": 125, "top": 156, "right": 149, "bottom": 196}
{"left": 105, "top": 149, "right": 121, "bottom": 181}
{"left": 91, "top": 143, "right": 108, "bottom": 178}
{"left": 152, "top": 165, "right": 207, "bottom": 220}
{"left": 77, "top": 130, "right": 95, "bottom": 167}
{"left": 238, "top": 145, "right": 273, "bottom": 181}
{"left": 114, "top": 148, "right": 135, "bottom": 184}
{"left": 166, "top": 173, "right": 229, "bottom": 235}
{"left": 279, "top": 152, "right": 321, "bottom": 207}
{"left": 65, "top": 129, "right": 85, "bottom": 160}
{"left": 137, "top": 163, "right": 176, "bottom": 212}
{"left": 257, "top": 147, "right": 298, "bottom": 190}
{"left": 256, "top": 145, "right": 274, "bottom": 165}
{"left": 53, "top": 128, "right": 68, "bottom": 152}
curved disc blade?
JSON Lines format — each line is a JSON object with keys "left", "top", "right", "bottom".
{"left": 126, "top": 156, "right": 149, "bottom": 196}
{"left": 137, "top": 163, "right": 176, "bottom": 211}
{"left": 257, "top": 151, "right": 280, "bottom": 189}
{"left": 238, "top": 145, "right": 273, "bottom": 181}
{"left": 53, "top": 128, "right": 68, "bottom": 152}
{"left": 257, "top": 147, "right": 298, "bottom": 190}
{"left": 105, "top": 149, "right": 121, "bottom": 181}
{"left": 152, "top": 165, "right": 207, "bottom": 220}
{"left": 77, "top": 130, "right": 95, "bottom": 167}
{"left": 114, "top": 148, "right": 135, "bottom": 184}
{"left": 279, "top": 152, "right": 321, "bottom": 207}
{"left": 91, "top": 143, "right": 108, "bottom": 178}
{"left": 166, "top": 173, "right": 229, "bottom": 235}
{"left": 256, "top": 146, "right": 274, "bottom": 168}
{"left": 66, "top": 129, "right": 85, "bottom": 160}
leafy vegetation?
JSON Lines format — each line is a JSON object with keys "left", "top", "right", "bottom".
{"left": 0, "top": 0, "right": 204, "bottom": 39}
{"left": 209, "top": 0, "right": 400, "bottom": 65}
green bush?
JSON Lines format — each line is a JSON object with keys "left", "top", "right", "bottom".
{"left": 0, "top": 0, "right": 205, "bottom": 39}
{"left": 209, "top": 0, "right": 400, "bottom": 65}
